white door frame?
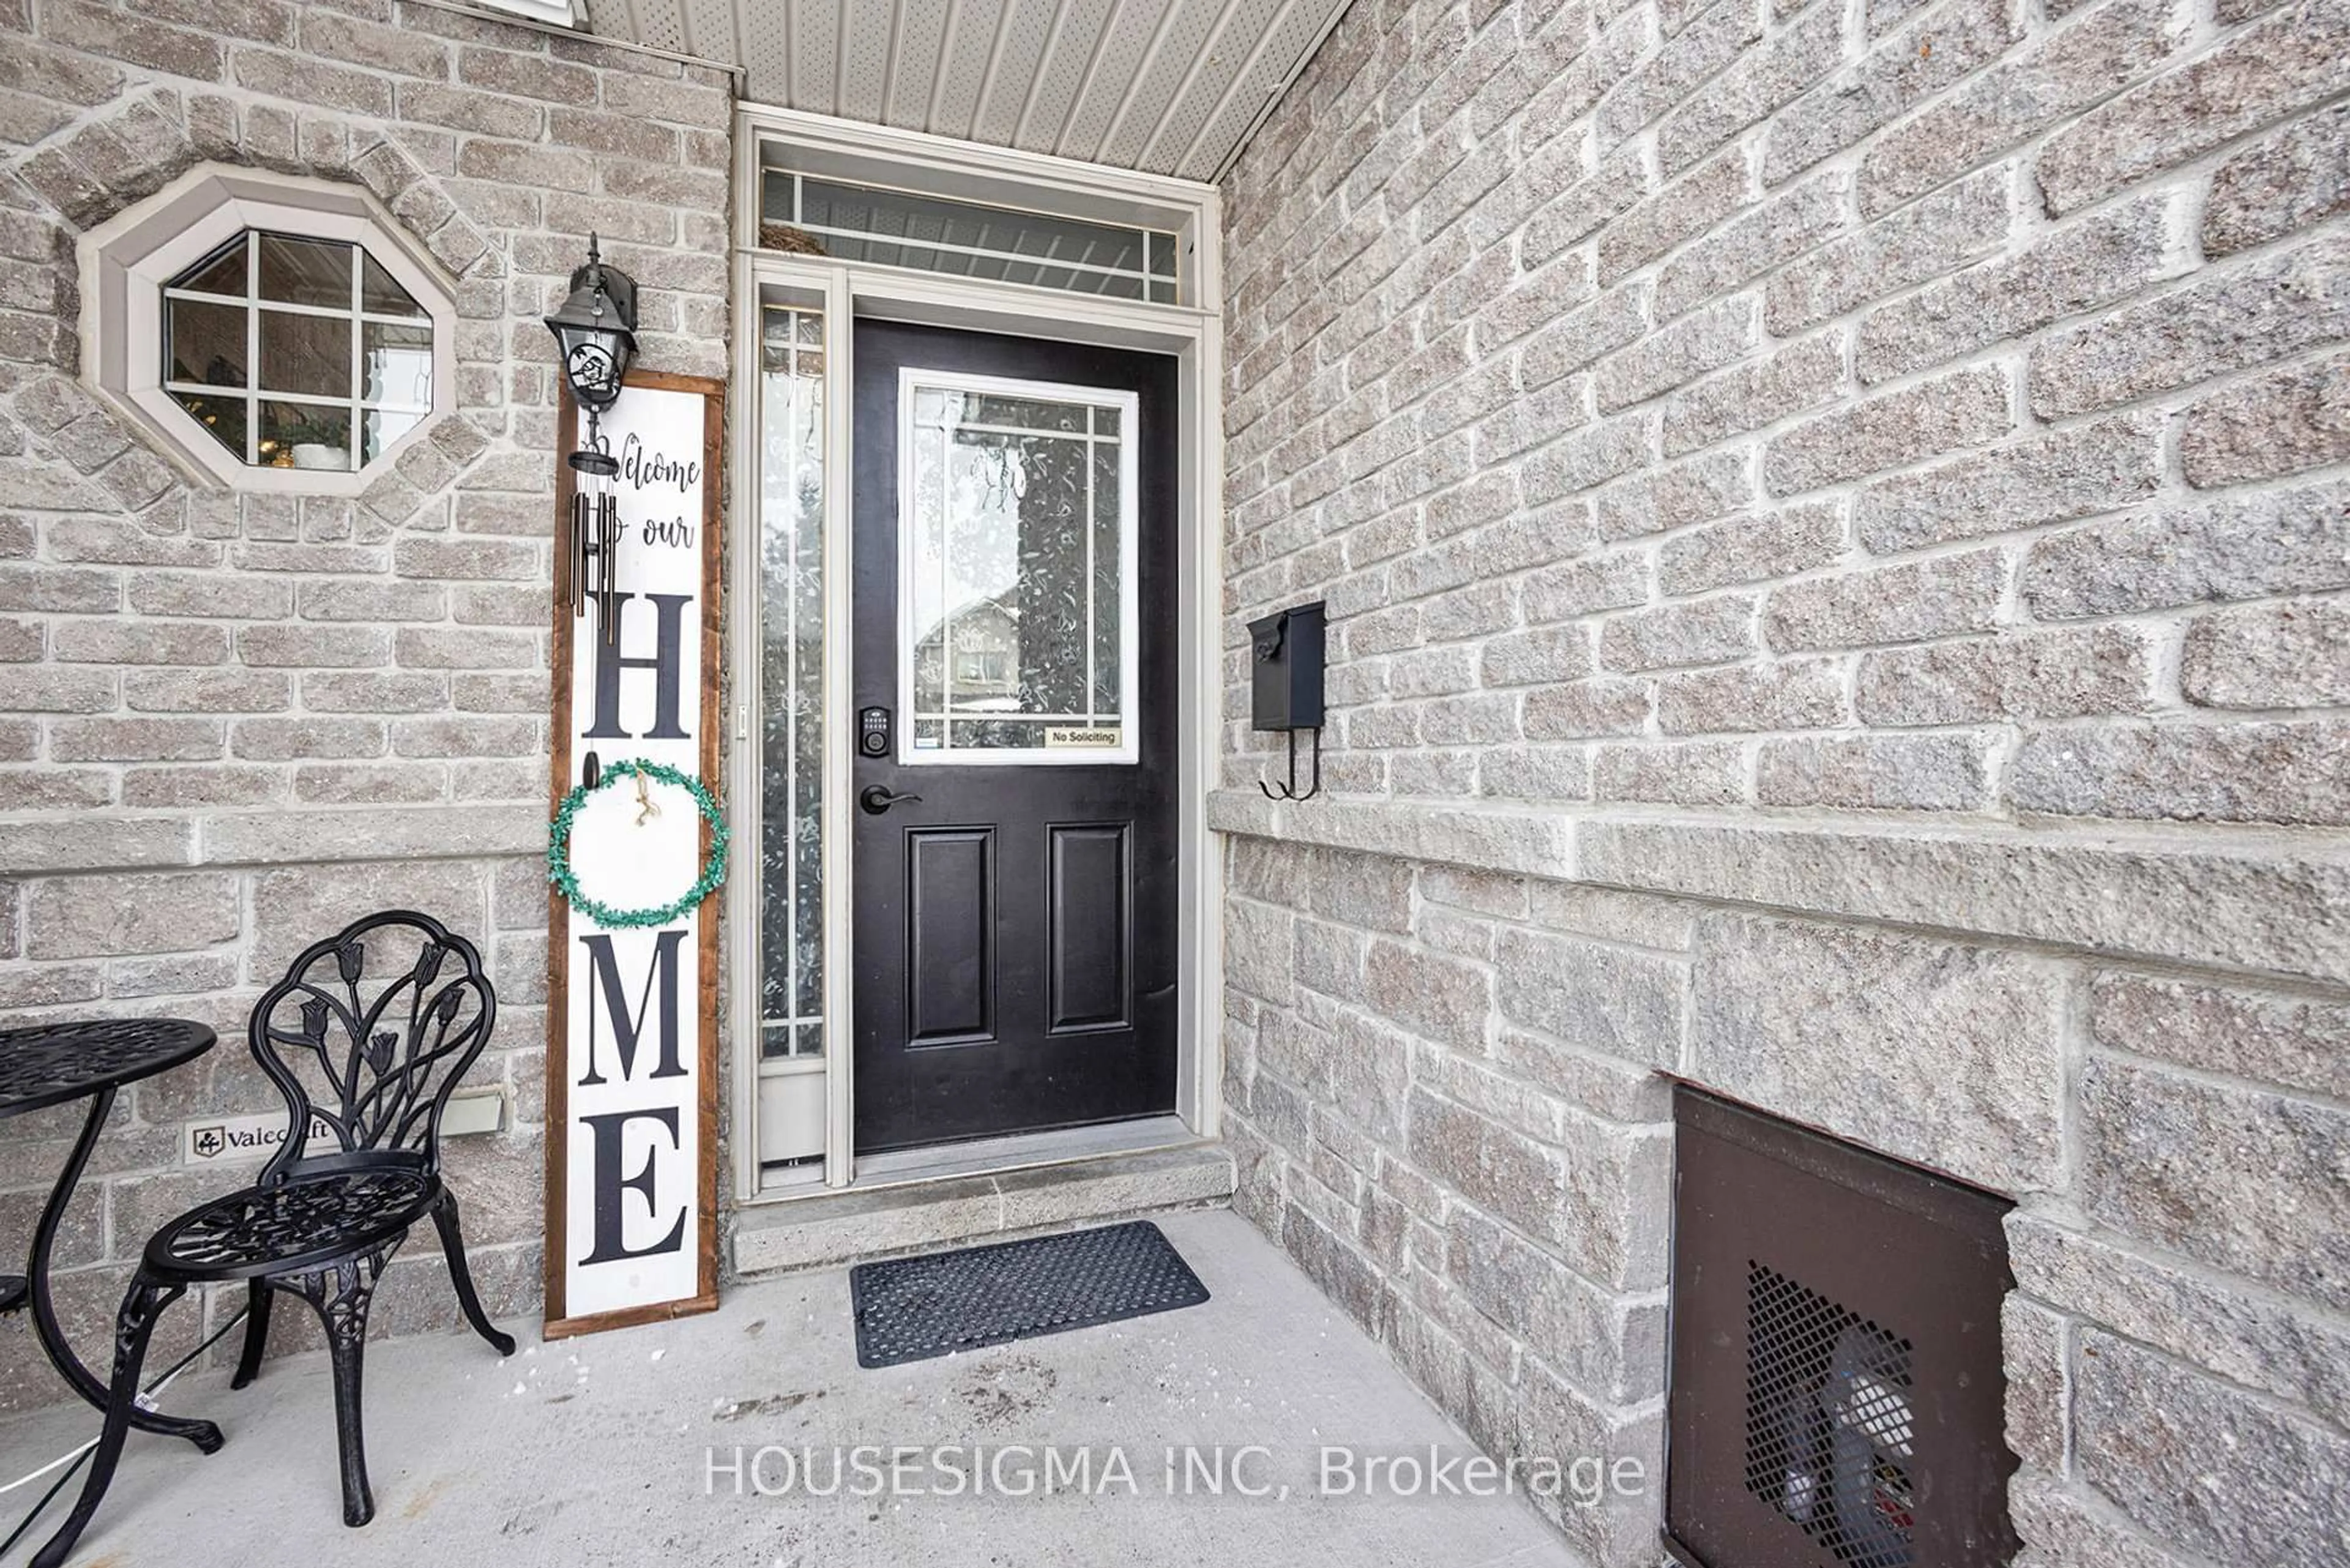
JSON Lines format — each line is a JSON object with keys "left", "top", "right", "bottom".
{"left": 726, "top": 106, "right": 1226, "bottom": 1203}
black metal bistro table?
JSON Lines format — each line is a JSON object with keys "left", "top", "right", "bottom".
{"left": 0, "top": 1019, "right": 224, "bottom": 1452}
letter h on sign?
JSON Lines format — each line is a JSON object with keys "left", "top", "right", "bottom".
{"left": 584, "top": 592, "right": 693, "bottom": 741}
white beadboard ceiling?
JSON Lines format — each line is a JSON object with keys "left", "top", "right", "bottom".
{"left": 578, "top": 0, "right": 1354, "bottom": 182}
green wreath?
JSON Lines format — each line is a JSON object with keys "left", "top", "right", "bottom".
{"left": 547, "top": 758, "right": 729, "bottom": 930}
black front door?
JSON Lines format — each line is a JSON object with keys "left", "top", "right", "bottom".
{"left": 851, "top": 320, "right": 1178, "bottom": 1154}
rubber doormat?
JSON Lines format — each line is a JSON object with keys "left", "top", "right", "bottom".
{"left": 850, "top": 1220, "right": 1210, "bottom": 1368}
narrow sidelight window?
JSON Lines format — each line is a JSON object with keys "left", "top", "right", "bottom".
{"left": 758, "top": 306, "right": 829, "bottom": 1069}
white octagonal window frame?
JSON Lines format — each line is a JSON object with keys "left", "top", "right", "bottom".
{"left": 80, "top": 166, "right": 460, "bottom": 496}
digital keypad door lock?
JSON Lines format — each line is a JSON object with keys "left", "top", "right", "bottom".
{"left": 859, "top": 706, "right": 890, "bottom": 758}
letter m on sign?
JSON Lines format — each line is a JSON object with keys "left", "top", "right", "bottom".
{"left": 576, "top": 929, "right": 689, "bottom": 1087}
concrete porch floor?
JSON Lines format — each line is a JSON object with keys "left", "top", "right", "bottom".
{"left": 0, "top": 1212, "right": 1584, "bottom": 1567}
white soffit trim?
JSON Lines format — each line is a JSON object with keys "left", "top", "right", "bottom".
{"left": 580, "top": 0, "right": 1357, "bottom": 182}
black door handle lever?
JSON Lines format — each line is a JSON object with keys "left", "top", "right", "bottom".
{"left": 859, "top": 785, "right": 923, "bottom": 815}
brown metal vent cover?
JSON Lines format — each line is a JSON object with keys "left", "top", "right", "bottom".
{"left": 1665, "top": 1089, "right": 2019, "bottom": 1568}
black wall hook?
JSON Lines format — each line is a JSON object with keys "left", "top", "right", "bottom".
{"left": 1260, "top": 726, "right": 1322, "bottom": 802}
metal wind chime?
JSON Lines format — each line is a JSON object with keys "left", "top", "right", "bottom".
{"left": 544, "top": 235, "right": 641, "bottom": 646}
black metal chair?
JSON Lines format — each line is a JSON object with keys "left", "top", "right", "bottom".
{"left": 35, "top": 910, "right": 517, "bottom": 1568}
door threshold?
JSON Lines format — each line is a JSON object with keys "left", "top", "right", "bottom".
{"left": 733, "top": 1137, "right": 1233, "bottom": 1277}
{"left": 857, "top": 1115, "right": 1198, "bottom": 1189}
{"left": 751, "top": 1114, "right": 1197, "bottom": 1202}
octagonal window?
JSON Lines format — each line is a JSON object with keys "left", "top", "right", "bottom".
{"left": 163, "top": 231, "right": 435, "bottom": 474}
{"left": 81, "top": 167, "right": 458, "bottom": 495}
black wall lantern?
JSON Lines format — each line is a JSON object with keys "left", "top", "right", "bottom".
{"left": 545, "top": 234, "right": 639, "bottom": 644}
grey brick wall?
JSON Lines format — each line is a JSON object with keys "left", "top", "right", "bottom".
{"left": 1215, "top": 0, "right": 2350, "bottom": 1560}
{"left": 1223, "top": 0, "right": 2346, "bottom": 821}
{"left": 0, "top": 0, "right": 730, "bottom": 1408}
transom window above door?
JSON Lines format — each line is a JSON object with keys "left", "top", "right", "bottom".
{"left": 761, "top": 173, "right": 1182, "bottom": 305}
{"left": 898, "top": 370, "right": 1140, "bottom": 766}
{"left": 163, "top": 230, "right": 433, "bottom": 475}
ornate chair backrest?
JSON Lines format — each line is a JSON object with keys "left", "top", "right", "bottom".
{"left": 247, "top": 909, "right": 496, "bottom": 1185}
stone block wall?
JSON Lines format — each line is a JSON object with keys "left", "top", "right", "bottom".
{"left": 1217, "top": 838, "right": 2350, "bottom": 1562}
{"left": 1214, "top": 0, "right": 2350, "bottom": 1559}
{"left": 0, "top": 0, "right": 731, "bottom": 1408}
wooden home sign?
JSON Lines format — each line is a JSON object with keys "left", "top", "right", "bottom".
{"left": 543, "top": 371, "right": 723, "bottom": 1338}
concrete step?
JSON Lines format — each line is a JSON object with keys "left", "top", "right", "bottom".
{"left": 731, "top": 1141, "right": 1235, "bottom": 1277}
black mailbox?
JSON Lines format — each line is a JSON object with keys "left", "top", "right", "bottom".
{"left": 1248, "top": 601, "right": 1325, "bottom": 732}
